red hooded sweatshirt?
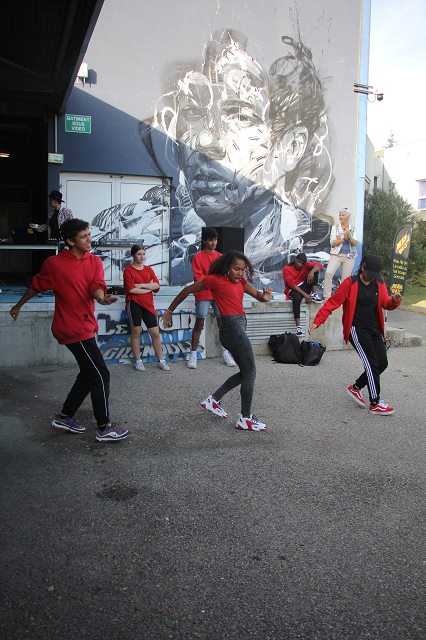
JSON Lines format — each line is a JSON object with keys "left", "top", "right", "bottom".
{"left": 31, "top": 249, "right": 106, "bottom": 344}
{"left": 313, "top": 276, "right": 400, "bottom": 342}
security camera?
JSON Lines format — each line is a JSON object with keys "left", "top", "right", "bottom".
{"left": 376, "top": 93, "right": 384, "bottom": 101}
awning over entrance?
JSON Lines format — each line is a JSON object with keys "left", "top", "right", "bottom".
{"left": 0, "top": 0, "right": 104, "bottom": 114}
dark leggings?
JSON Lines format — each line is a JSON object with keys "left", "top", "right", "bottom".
{"left": 213, "top": 315, "right": 256, "bottom": 417}
{"left": 63, "top": 338, "right": 110, "bottom": 426}
{"left": 348, "top": 326, "right": 388, "bottom": 404}
{"left": 289, "top": 271, "right": 319, "bottom": 320}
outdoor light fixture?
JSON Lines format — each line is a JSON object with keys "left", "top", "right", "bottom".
{"left": 76, "top": 62, "right": 89, "bottom": 85}
{"left": 0, "top": 152, "right": 10, "bottom": 158}
{"left": 353, "top": 82, "right": 384, "bottom": 102}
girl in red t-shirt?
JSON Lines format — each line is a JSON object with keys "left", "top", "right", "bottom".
{"left": 123, "top": 245, "right": 170, "bottom": 372}
{"left": 162, "top": 251, "right": 272, "bottom": 431}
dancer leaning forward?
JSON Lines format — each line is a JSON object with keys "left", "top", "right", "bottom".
{"left": 162, "top": 251, "right": 272, "bottom": 431}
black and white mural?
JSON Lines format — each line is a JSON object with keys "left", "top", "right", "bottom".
{"left": 143, "top": 29, "right": 333, "bottom": 287}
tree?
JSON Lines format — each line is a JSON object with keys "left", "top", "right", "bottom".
{"left": 363, "top": 189, "right": 426, "bottom": 284}
{"left": 408, "top": 219, "right": 426, "bottom": 285}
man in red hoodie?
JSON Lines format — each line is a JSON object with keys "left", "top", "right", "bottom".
{"left": 10, "top": 219, "right": 129, "bottom": 442}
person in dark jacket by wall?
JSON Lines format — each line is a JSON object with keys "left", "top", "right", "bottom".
{"left": 309, "top": 255, "right": 402, "bottom": 415}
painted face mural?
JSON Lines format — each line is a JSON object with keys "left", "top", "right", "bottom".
{"left": 144, "top": 29, "right": 333, "bottom": 286}
{"left": 174, "top": 41, "right": 271, "bottom": 228}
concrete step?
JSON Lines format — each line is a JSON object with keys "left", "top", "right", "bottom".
{"left": 385, "top": 325, "right": 423, "bottom": 348}
{"left": 402, "top": 332, "right": 423, "bottom": 347}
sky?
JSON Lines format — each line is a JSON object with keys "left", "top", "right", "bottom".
{"left": 367, "top": 0, "right": 426, "bottom": 206}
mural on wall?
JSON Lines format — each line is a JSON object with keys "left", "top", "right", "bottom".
{"left": 96, "top": 306, "right": 204, "bottom": 364}
{"left": 87, "top": 28, "right": 334, "bottom": 289}
{"left": 143, "top": 29, "right": 334, "bottom": 288}
{"left": 89, "top": 181, "right": 170, "bottom": 281}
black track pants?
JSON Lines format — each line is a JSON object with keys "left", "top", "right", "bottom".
{"left": 62, "top": 338, "right": 110, "bottom": 426}
{"left": 349, "top": 326, "right": 388, "bottom": 404}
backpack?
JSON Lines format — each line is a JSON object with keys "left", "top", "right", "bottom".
{"left": 268, "top": 332, "right": 302, "bottom": 364}
{"left": 299, "top": 340, "right": 326, "bottom": 366}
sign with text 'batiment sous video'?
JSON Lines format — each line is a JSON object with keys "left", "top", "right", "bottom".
{"left": 65, "top": 114, "right": 91, "bottom": 134}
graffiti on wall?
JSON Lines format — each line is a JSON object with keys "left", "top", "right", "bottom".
{"left": 88, "top": 28, "right": 334, "bottom": 290}
{"left": 89, "top": 181, "right": 170, "bottom": 282}
{"left": 96, "top": 306, "right": 204, "bottom": 365}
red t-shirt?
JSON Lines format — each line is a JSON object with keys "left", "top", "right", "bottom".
{"left": 202, "top": 274, "right": 247, "bottom": 316}
{"left": 282, "top": 261, "right": 323, "bottom": 298}
{"left": 123, "top": 264, "right": 159, "bottom": 315}
{"left": 191, "top": 250, "right": 222, "bottom": 301}
{"left": 31, "top": 249, "right": 106, "bottom": 345}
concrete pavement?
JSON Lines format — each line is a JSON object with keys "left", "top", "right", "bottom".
{"left": 0, "top": 309, "right": 425, "bottom": 639}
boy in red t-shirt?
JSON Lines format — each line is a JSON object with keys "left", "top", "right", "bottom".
{"left": 187, "top": 228, "right": 236, "bottom": 369}
{"left": 282, "top": 252, "right": 323, "bottom": 336}
{"left": 9, "top": 219, "right": 129, "bottom": 443}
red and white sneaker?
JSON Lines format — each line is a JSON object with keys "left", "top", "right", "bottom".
{"left": 346, "top": 385, "right": 366, "bottom": 408}
{"left": 200, "top": 395, "right": 227, "bottom": 418}
{"left": 369, "top": 401, "right": 395, "bottom": 415}
{"left": 236, "top": 414, "right": 267, "bottom": 431}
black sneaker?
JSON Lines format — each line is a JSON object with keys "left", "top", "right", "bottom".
{"left": 296, "top": 326, "right": 303, "bottom": 336}
{"left": 310, "top": 293, "right": 322, "bottom": 303}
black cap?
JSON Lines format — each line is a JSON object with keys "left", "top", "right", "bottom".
{"left": 362, "top": 254, "right": 382, "bottom": 278}
{"left": 49, "top": 190, "right": 64, "bottom": 203}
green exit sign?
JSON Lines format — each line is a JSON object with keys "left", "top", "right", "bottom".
{"left": 65, "top": 114, "right": 91, "bottom": 134}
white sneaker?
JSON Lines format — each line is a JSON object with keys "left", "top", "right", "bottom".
{"left": 135, "top": 360, "right": 145, "bottom": 372}
{"left": 158, "top": 359, "right": 170, "bottom": 371}
{"left": 296, "top": 326, "right": 303, "bottom": 336}
{"left": 222, "top": 350, "right": 236, "bottom": 367}
{"left": 310, "top": 293, "right": 322, "bottom": 303}
{"left": 187, "top": 352, "right": 197, "bottom": 369}
{"left": 236, "top": 414, "right": 267, "bottom": 431}
{"left": 200, "top": 394, "right": 227, "bottom": 418}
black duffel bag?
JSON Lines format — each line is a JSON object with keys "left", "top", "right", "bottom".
{"left": 299, "top": 340, "right": 326, "bottom": 366}
{"left": 268, "top": 332, "right": 302, "bottom": 364}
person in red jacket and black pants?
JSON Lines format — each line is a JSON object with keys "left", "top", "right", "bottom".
{"left": 309, "top": 255, "right": 402, "bottom": 415}
{"left": 10, "top": 219, "right": 129, "bottom": 442}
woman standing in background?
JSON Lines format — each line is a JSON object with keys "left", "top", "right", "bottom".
{"left": 323, "top": 208, "right": 357, "bottom": 300}
{"left": 124, "top": 245, "right": 170, "bottom": 372}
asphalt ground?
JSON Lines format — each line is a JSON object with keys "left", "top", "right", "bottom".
{"left": 0, "top": 310, "right": 425, "bottom": 640}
